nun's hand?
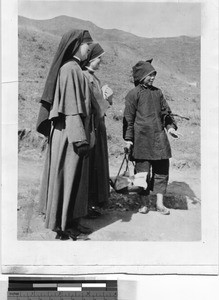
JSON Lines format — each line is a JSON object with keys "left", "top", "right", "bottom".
{"left": 74, "top": 141, "right": 89, "bottom": 157}
{"left": 102, "top": 84, "right": 113, "bottom": 104}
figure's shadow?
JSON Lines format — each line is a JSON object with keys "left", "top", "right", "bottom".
{"left": 150, "top": 181, "right": 200, "bottom": 210}
{"left": 82, "top": 190, "right": 141, "bottom": 232}
{"left": 82, "top": 181, "right": 200, "bottom": 234}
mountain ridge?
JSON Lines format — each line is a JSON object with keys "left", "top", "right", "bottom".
{"left": 18, "top": 15, "right": 200, "bottom": 82}
{"left": 18, "top": 15, "right": 200, "bottom": 40}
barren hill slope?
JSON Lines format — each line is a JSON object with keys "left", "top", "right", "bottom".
{"left": 19, "top": 15, "right": 200, "bottom": 80}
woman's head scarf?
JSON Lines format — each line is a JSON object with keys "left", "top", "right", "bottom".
{"left": 132, "top": 59, "right": 156, "bottom": 86}
{"left": 81, "top": 43, "right": 104, "bottom": 70}
{"left": 36, "top": 29, "right": 93, "bottom": 136}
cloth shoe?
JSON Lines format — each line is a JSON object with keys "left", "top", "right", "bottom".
{"left": 138, "top": 206, "right": 149, "bottom": 214}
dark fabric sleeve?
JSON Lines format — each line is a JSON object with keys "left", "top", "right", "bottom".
{"left": 160, "top": 91, "right": 178, "bottom": 130}
{"left": 123, "top": 91, "right": 137, "bottom": 142}
{"left": 36, "top": 101, "right": 51, "bottom": 136}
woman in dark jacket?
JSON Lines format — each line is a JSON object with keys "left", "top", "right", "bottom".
{"left": 123, "top": 60, "right": 178, "bottom": 215}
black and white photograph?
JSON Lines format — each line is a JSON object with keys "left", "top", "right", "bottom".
{"left": 1, "top": 0, "right": 218, "bottom": 274}
{"left": 17, "top": 0, "right": 202, "bottom": 241}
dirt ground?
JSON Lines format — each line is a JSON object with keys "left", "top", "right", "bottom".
{"left": 18, "top": 151, "right": 201, "bottom": 241}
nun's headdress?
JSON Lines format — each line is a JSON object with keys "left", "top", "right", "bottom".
{"left": 81, "top": 43, "right": 104, "bottom": 70}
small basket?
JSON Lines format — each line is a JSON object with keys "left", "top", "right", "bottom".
{"left": 110, "top": 149, "right": 145, "bottom": 194}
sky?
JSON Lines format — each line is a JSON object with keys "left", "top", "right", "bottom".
{"left": 18, "top": 0, "right": 201, "bottom": 38}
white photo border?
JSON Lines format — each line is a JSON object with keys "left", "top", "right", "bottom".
{"left": 1, "top": 0, "right": 218, "bottom": 274}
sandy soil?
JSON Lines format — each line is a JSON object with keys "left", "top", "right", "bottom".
{"left": 17, "top": 152, "right": 201, "bottom": 241}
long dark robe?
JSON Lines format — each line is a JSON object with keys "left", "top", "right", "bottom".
{"left": 83, "top": 70, "right": 110, "bottom": 206}
{"left": 38, "top": 61, "right": 92, "bottom": 231}
{"left": 123, "top": 84, "right": 177, "bottom": 160}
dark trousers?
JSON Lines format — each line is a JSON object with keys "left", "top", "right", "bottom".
{"left": 135, "top": 159, "right": 169, "bottom": 195}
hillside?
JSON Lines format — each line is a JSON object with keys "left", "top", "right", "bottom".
{"left": 18, "top": 15, "right": 200, "bottom": 80}
{"left": 18, "top": 15, "right": 200, "bottom": 168}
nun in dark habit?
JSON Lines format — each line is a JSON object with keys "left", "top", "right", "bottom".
{"left": 36, "top": 29, "right": 94, "bottom": 240}
{"left": 81, "top": 43, "right": 113, "bottom": 218}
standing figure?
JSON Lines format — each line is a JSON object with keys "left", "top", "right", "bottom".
{"left": 123, "top": 60, "right": 178, "bottom": 215}
{"left": 36, "top": 29, "right": 94, "bottom": 240}
{"left": 82, "top": 43, "right": 113, "bottom": 217}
